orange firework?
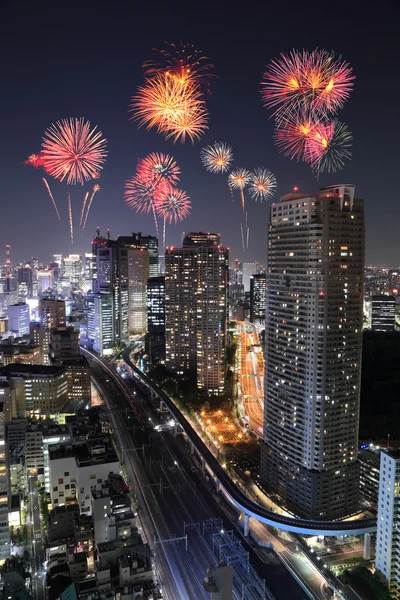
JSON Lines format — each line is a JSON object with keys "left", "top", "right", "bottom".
{"left": 67, "top": 193, "right": 73, "bottom": 244}
{"left": 42, "top": 178, "right": 61, "bottom": 220}
{"left": 130, "top": 73, "right": 208, "bottom": 143}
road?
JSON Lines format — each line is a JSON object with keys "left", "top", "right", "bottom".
{"left": 237, "top": 321, "right": 264, "bottom": 436}
{"left": 88, "top": 354, "right": 310, "bottom": 600}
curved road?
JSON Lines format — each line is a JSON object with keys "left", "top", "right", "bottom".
{"left": 119, "top": 347, "right": 377, "bottom": 537}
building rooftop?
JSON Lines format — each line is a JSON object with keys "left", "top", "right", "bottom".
{"left": 49, "top": 439, "right": 118, "bottom": 467}
{"left": 0, "top": 363, "right": 66, "bottom": 377}
{"left": 386, "top": 449, "right": 400, "bottom": 459}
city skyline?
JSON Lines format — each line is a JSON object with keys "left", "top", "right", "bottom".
{"left": 1, "top": 1, "right": 399, "bottom": 265}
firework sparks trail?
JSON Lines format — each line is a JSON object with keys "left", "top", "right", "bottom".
{"left": 130, "top": 73, "right": 208, "bottom": 143}
{"left": 80, "top": 192, "right": 89, "bottom": 226}
{"left": 67, "top": 193, "right": 73, "bottom": 244}
{"left": 82, "top": 185, "right": 101, "bottom": 232}
{"left": 42, "top": 178, "right": 61, "bottom": 220}
{"left": 261, "top": 49, "right": 354, "bottom": 122}
{"left": 41, "top": 118, "right": 107, "bottom": 185}
{"left": 228, "top": 168, "right": 251, "bottom": 213}
{"left": 240, "top": 223, "right": 245, "bottom": 251}
{"left": 200, "top": 142, "right": 233, "bottom": 174}
{"left": 304, "top": 120, "right": 352, "bottom": 174}
{"left": 143, "top": 41, "right": 215, "bottom": 92}
{"left": 248, "top": 168, "right": 278, "bottom": 202}
{"left": 156, "top": 188, "right": 191, "bottom": 224}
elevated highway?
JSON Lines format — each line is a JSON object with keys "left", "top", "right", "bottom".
{"left": 81, "top": 346, "right": 377, "bottom": 537}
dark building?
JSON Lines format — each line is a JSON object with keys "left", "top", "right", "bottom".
{"left": 116, "top": 232, "right": 158, "bottom": 278}
{"left": 17, "top": 266, "right": 34, "bottom": 299}
{"left": 145, "top": 276, "right": 165, "bottom": 362}
{"left": 358, "top": 449, "right": 381, "bottom": 509}
{"left": 250, "top": 273, "right": 266, "bottom": 323}
{"left": 371, "top": 295, "right": 396, "bottom": 331}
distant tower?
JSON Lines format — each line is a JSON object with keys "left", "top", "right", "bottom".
{"left": 5, "top": 245, "right": 11, "bottom": 278}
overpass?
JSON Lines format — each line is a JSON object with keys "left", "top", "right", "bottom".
{"left": 81, "top": 346, "right": 377, "bottom": 537}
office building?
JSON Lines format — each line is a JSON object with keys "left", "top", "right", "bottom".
{"left": 0, "top": 364, "right": 68, "bottom": 416}
{"left": 49, "top": 326, "right": 91, "bottom": 403}
{"left": 37, "top": 269, "right": 54, "bottom": 295}
{"left": 17, "top": 266, "right": 34, "bottom": 299}
{"left": 63, "top": 254, "right": 82, "bottom": 288}
{"left": 91, "top": 231, "right": 129, "bottom": 353}
{"left": 359, "top": 448, "right": 381, "bottom": 509}
{"left": 7, "top": 303, "right": 30, "bottom": 337}
{"left": 375, "top": 450, "right": 400, "bottom": 595}
{"left": 127, "top": 248, "right": 149, "bottom": 334}
{"left": 242, "top": 262, "right": 258, "bottom": 292}
{"left": 165, "top": 233, "right": 229, "bottom": 395}
{"left": 371, "top": 295, "right": 396, "bottom": 331}
{"left": 145, "top": 276, "right": 165, "bottom": 361}
{"left": 83, "top": 252, "right": 94, "bottom": 293}
{"left": 117, "top": 232, "right": 158, "bottom": 278}
{"left": 0, "top": 400, "right": 9, "bottom": 559}
{"left": 261, "top": 185, "right": 365, "bottom": 520}
{"left": 39, "top": 299, "right": 66, "bottom": 364}
{"left": 250, "top": 274, "right": 266, "bottom": 324}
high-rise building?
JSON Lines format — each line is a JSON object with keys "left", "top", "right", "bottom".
{"left": 127, "top": 248, "right": 149, "bottom": 334}
{"left": 117, "top": 232, "right": 158, "bottom": 278}
{"left": 250, "top": 274, "right": 266, "bottom": 324}
{"left": 91, "top": 231, "right": 129, "bottom": 352}
{"left": 242, "top": 262, "right": 258, "bottom": 292}
{"left": 375, "top": 449, "right": 400, "bottom": 594}
{"left": 83, "top": 252, "right": 94, "bottom": 293}
{"left": 17, "top": 266, "right": 34, "bottom": 300}
{"left": 63, "top": 254, "right": 82, "bottom": 288}
{"left": 371, "top": 295, "right": 396, "bottom": 331}
{"left": 261, "top": 184, "right": 365, "bottom": 520}
{"left": 0, "top": 398, "right": 9, "bottom": 559}
{"left": 7, "top": 303, "right": 30, "bottom": 337}
{"left": 39, "top": 299, "right": 66, "bottom": 364}
{"left": 145, "top": 276, "right": 165, "bottom": 361}
{"left": 37, "top": 269, "right": 54, "bottom": 295}
{"left": 49, "top": 326, "right": 91, "bottom": 403}
{"left": 165, "top": 233, "right": 228, "bottom": 395}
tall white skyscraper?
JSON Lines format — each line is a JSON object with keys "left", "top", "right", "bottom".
{"left": 261, "top": 185, "right": 365, "bottom": 520}
{"left": 127, "top": 248, "right": 149, "bottom": 334}
{"left": 7, "top": 302, "right": 30, "bottom": 337}
{"left": 242, "top": 262, "right": 258, "bottom": 292}
{"left": 165, "top": 233, "right": 228, "bottom": 395}
{"left": 63, "top": 254, "right": 82, "bottom": 288}
{"left": 375, "top": 449, "right": 400, "bottom": 594}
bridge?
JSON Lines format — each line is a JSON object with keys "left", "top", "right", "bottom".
{"left": 81, "top": 346, "right": 377, "bottom": 537}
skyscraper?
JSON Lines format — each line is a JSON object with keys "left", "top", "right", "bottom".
{"left": 7, "top": 303, "right": 30, "bottom": 337}
{"left": 117, "top": 232, "right": 158, "bottom": 278}
{"left": 0, "top": 398, "right": 9, "bottom": 559}
{"left": 261, "top": 184, "right": 365, "bottom": 520}
{"left": 126, "top": 248, "right": 149, "bottom": 334}
{"left": 250, "top": 273, "right": 266, "bottom": 324}
{"left": 165, "top": 233, "right": 228, "bottom": 395}
{"left": 145, "top": 276, "right": 165, "bottom": 362}
{"left": 375, "top": 449, "right": 400, "bottom": 594}
{"left": 39, "top": 299, "right": 66, "bottom": 364}
{"left": 242, "top": 262, "right": 258, "bottom": 292}
{"left": 371, "top": 295, "right": 396, "bottom": 331}
{"left": 17, "top": 266, "right": 34, "bottom": 299}
{"left": 63, "top": 254, "right": 82, "bottom": 288}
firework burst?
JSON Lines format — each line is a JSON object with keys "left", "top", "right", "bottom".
{"left": 248, "top": 168, "right": 277, "bottom": 202}
{"left": 137, "top": 152, "right": 180, "bottom": 186}
{"left": 41, "top": 118, "right": 107, "bottom": 185}
{"left": 274, "top": 110, "right": 320, "bottom": 161}
{"left": 143, "top": 41, "right": 214, "bottom": 92}
{"left": 228, "top": 168, "right": 251, "bottom": 213}
{"left": 156, "top": 188, "right": 191, "bottom": 223}
{"left": 261, "top": 49, "right": 354, "bottom": 119}
{"left": 305, "top": 120, "right": 352, "bottom": 174}
{"left": 201, "top": 142, "right": 233, "bottom": 174}
{"left": 130, "top": 73, "right": 208, "bottom": 143}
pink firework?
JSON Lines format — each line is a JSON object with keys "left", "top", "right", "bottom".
{"left": 156, "top": 188, "right": 191, "bottom": 223}
{"left": 261, "top": 49, "right": 354, "bottom": 119}
{"left": 41, "top": 118, "right": 107, "bottom": 185}
{"left": 137, "top": 152, "right": 180, "bottom": 187}
{"left": 124, "top": 173, "right": 169, "bottom": 214}
{"left": 274, "top": 110, "right": 320, "bottom": 161}
{"left": 304, "top": 120, "right": 352, "bottom": 173}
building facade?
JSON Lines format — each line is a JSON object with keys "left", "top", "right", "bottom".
{"left": 261, "top": 185, "right": 365, "bottom": 520}
{"left": 371, "top": 295, "right": 396, "bottom": 331}
{"left": 165, "top": 233, "right": 229, "bottom": 395}
{"left": 375, "top": 449, "right": 400, "bottom": 596}
{"left": 249, "top": 274, "right": 266, "bottom": 324}
{"left": 7, "top": 303, "right": 30, "bottom": 337}
{"left": 145, "top": 276, "right": 165, "bottom": 362}
{"left": 0, "top": 400, "right": 9, "bottom": 559}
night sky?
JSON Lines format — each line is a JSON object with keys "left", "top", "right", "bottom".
{"left": 1, "top": 0, "right": 398, "bottom": 265}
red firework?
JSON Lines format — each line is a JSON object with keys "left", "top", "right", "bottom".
{"left": 274, "top": 110, "right": 320, "bottom": 161}
{"left": 304, "top": 120, "right": 352, "bottom": 173}
{"left": 137, "top": 152, "right": 180, "bottom": 186}
{"left": 41, "top": 118, "right": 107, "bottom": 185}
{"left": 156, "top": 188, "right": 191, "bottom": 223}
{"left": 124, "top": 172, "right": 170, "bottom": 214}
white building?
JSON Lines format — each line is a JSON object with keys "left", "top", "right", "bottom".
{"left": 375, "top": 449, "right": 400, "bottom": 595}
{"left": 127, "top": 248, "right": 149, "bottom": 334}
{"left": 63, "top": 254, "right": 82, "bottom": 288}
{"left": 7, "top": 303, "right": 30, "bottom": 337}
{"left": 242, "top": 262, "right": 258, "bottom": 292}
{"left": 49, "top": 440, "right": 120, "bottom": 514}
